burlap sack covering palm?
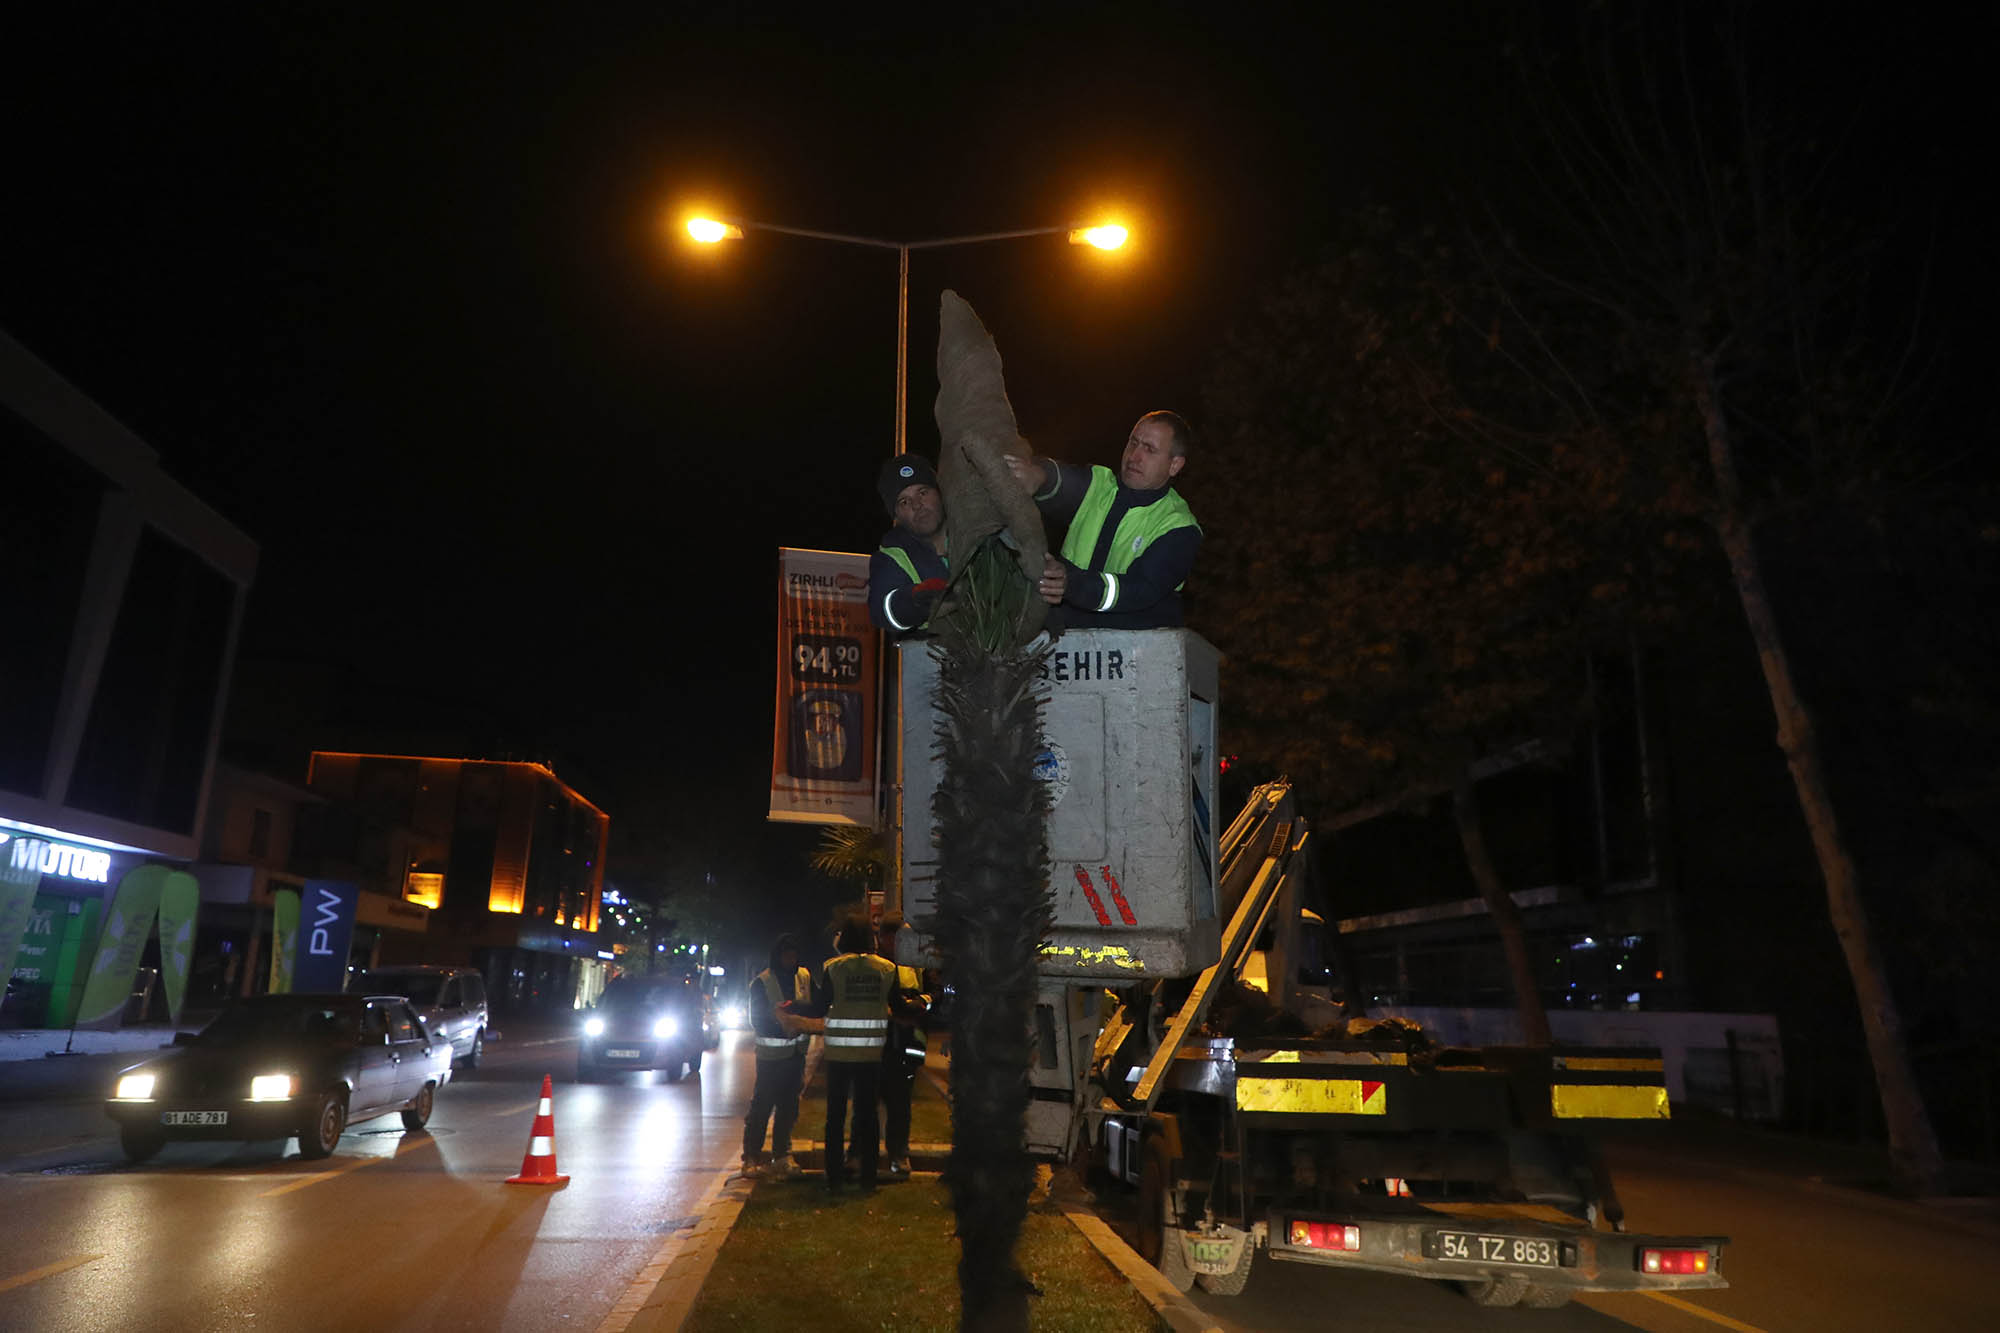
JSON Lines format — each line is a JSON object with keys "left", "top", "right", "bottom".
{"left": 932, "top": 290, "right": 1048, "bottom": 645}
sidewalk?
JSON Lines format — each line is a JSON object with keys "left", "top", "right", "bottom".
{"left": 0, "top": 1023, "right": 198, "bottom": 1062}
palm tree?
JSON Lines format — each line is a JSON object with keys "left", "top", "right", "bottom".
{"left": 924, "top": 291, "right": 1055, "bottom": 1333}
{"left": 808, "top": 825, "right": 893, "bottom": 895}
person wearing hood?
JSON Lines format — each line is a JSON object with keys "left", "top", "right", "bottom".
{"left": 740, "top": 932, "right": 814, "bottom": 1179}
{"left": 1003, "top": 410, "right": 1201, "bottom": 629}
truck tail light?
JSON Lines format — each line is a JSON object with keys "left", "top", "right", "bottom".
{"left": 1641, "top": 1248, "right": 1711, "bottom": 1275}
{"left": 1287, "top": 1220, "right": 1360, "bottom": 1251}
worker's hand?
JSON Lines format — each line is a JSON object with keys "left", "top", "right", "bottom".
{"left": 1038, "top": 555, "right": 1066, "bottom": 605}
{"left": 909, "top": 577, "right": 946, "bottom": 620}
{"left": 1002, "top": 453, "right": 1048, "bottom": 493}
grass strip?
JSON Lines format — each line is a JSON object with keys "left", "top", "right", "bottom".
{"left": 685, "top": 1177, "right": 1163, "bottom": 1332}
{"left": 798, "top": 1061, "right": 955, "bottom": 1152}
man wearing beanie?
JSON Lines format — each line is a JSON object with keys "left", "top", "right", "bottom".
{"left": 868, "top": 453, "right": 950, "bottom": 634}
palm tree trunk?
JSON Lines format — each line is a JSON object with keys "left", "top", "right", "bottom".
{"left": 1453, "top": 775, "right": 1553, "bottom": 1045}
{"left": 1692, "top": 355, "right": 1943, "bottom": 1195}
{"left": 929, "top": 593, "right": 1052, "bottom": 1333}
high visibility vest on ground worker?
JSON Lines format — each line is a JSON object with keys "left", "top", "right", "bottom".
{"left": 753, "top": 967, "right": 813, "bottom": 1060}
{"left": 892, "top": 964, "right": 928, "bottom": 1063}
{"left": 823, "top": 951, "right": 897, "bottom": 1063}
{"left": 1059, "top": 466, "right": 1199, "bottom": 608}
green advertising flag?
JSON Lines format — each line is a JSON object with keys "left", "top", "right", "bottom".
{"left": 0, "top": 832, "right": 40, "bottom": 996}
{"left": 270, "top": 886, "right": 299, "bottom": 995}
{"left": 75, "top": 864, "right": 168, "bottom": 1028}
{"left": 155, "top": 870, "right": 200, "bottom": 1022}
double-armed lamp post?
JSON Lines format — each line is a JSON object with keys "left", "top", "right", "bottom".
{"left": 685, "top": 215, "right": 1128, "bottom": 456}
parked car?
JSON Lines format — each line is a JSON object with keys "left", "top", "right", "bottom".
{"left": 105, "top": 993, "right": 452, "bottom": 1162}
{"left": 351, "top": 965, "right": 488, "bottom": 1069}
{"left": 576, "top": 976, "right": 706, "bottom": 1082}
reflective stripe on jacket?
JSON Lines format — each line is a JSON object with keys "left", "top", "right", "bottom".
{"left": 1059, "top": 466, "right": 1199, "bottom": 612}
{"left": 823, "top": 951, "right": 897, "bottom": 1063}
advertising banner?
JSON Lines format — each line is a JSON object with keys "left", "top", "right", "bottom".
{"left": 292, "top": 879, "right": 359, "bottom": 992}
{"left": 769, "top": 548, "right": 878, "bottom": 827}
{"left": 270, "top": 886, "right": 299, "bottom": 994}
{"left": 155, "top": 871, "right": 200, "bottom": 1022}
{"left": 0, "top": 832, "right": 39, "bottom": 998}
{"left": 75, "top": 864, "right": 167, "bottom": 1028}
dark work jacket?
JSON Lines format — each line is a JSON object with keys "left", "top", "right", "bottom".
{"left": 868, "top": 527, "right": 950, "bottom": 633}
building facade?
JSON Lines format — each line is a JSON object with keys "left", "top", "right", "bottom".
{"left": 1, "top": 329, "right": 256, "bottom": 1028}
{"left": 304, "top": 753, "right": 609, "bottom": 1014}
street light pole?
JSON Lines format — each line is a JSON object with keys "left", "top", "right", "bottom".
{"left": 686, "top": 217, "right": 1126, "bottom": 457}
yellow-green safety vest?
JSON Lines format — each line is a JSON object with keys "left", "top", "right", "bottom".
{"left": 822, "top": 952, "right": 897, "bottom": 1063}
{"left": 1059, "top": 467, "right": 1199, "bottom": 608}
{"left": 754, "top": 967, "right": 813, "bottom": 1060}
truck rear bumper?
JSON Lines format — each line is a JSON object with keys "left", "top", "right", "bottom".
{"left": 1263, "top": 1206, "right": 1728, "bottom": 1292}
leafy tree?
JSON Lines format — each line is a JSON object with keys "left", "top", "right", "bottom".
{"left": 1197, "top": 210, "right": 1707, "bottom": 1041}
{"left": 1480, "top": 7, "right": 1949, "bottom": 1191}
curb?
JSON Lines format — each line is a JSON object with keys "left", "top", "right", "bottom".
{"left": 1060, "top": 1205, "right": 1222, "bottom": 1333}
{"left": 599, "top": 1165, "right": 754, "bottom": 1332}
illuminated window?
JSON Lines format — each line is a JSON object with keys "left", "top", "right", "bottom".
{"left": 405, "top": 872, "right": 443, "bottom": 909}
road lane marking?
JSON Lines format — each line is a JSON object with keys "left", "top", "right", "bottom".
{"left": 0, "top": 1254, "right": 103, "bottom": 1294}
{"left": 1646, "top": 1291, "right": 1768, "bottom": 1332}
{"left": 493, "top": 1099, "right": 543, "bottom": 1118}
{"left": 257, "top": 1134, "right": 439, "bottom": 1197}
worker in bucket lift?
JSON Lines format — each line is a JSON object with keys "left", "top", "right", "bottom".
{"left": 870, "top": 451, "right": 1066, "bottom": 635}
{"left": 741, "top": 933, "right": 814, "bottom": 1179}
{"left": 868, "top": 454, "right": 951, "bottom": 634}
{"left": 1003, "top": 410, "right": 1201, "bottom": 629}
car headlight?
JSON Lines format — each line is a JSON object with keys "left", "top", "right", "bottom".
{"left": 720, "top": 1005, "right": 744, "bottom": 1028}
{"left": 652, "top": 1015, "right": 678, "bottom": 1040}
{"left": 584, "top": 1017, "right": 605, "bottom": 1038}
{"left": 249, "top": 1074, "right": 294, "bottom": 1101}
{"left": 115, "top": 1073, "right": 156, "bottom": 1100}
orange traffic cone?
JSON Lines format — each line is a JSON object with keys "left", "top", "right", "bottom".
{"left": 505, "top": 1074, "right": 570, "bottom": 1186}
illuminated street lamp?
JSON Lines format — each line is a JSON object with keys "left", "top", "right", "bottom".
{"left": 682, "top": 214, "right": 1129, "bottom": 455}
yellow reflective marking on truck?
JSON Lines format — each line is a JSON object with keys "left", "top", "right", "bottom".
{"left": 1236, "top": 1076, "right": 1387, "bottom": 1115}
{"left": 1554, "top": 1056, "right": 1663, "bottom": 1072}
{"left": 1039, "top": 943, "right": 1147, "bottom": 972}
{"left": 1550, "top": 1083, "right": 1669, "bottom": 1119}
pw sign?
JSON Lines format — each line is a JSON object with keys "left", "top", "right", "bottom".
{"left": 290, "top": 879, "right": 359, "bottom": 992}
{"left": 1, "top": 832, "right": 113, "bottom": 884}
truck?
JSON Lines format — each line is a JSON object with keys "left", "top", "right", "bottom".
{"left": 896, "top": 628, "right": 1727, "bottom": 1310}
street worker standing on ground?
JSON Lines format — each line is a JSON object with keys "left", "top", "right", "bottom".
{"left": 869, "top": 454, "right": 950, "bottom": 634}
{"left": 814, "top": 918, "right": 900, "bottom": 1193}
{"left": 1003, "top": 410, "right": 1201, "bottom": 629}
{"left": 873, "top": 913, "right": 933, "bottom": 1181}
{"left": 740, "top": 933, "right": 814, "bottom": 1179}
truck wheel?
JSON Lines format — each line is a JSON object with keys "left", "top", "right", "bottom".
{"left": 1136, "top": 1137, "right": 1194, "bottom": 1293}
{"left": 120, "top": 1125, "right": 165, "bottom": 1164}
{"left": 1464, "top": 1274, "right": 1528, "bottom": 1307}
{"left": 1194, "top": 1235, "right": 1254, "bottom": 1296}
{"left": 1520, "top": 1283, "right": 1574, "bottom": 1309}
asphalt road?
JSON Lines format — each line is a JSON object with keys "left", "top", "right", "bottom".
{"left": 6, "top": 1032, "right": 1997, "bottom": 1332}
{"left": 0, "top": 1025, "right": 744, "bottom": 1331}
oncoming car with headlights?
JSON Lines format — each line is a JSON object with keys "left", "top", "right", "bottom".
{"left": 105, "top": 993, "right": 451, "bottom": 1162}
{"left": 577, "top": 977, "right": 706, "bottom": 1082}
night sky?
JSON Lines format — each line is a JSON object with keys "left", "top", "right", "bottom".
{"left": 3, "top": 6, "right": 1980, "bottom": 904}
